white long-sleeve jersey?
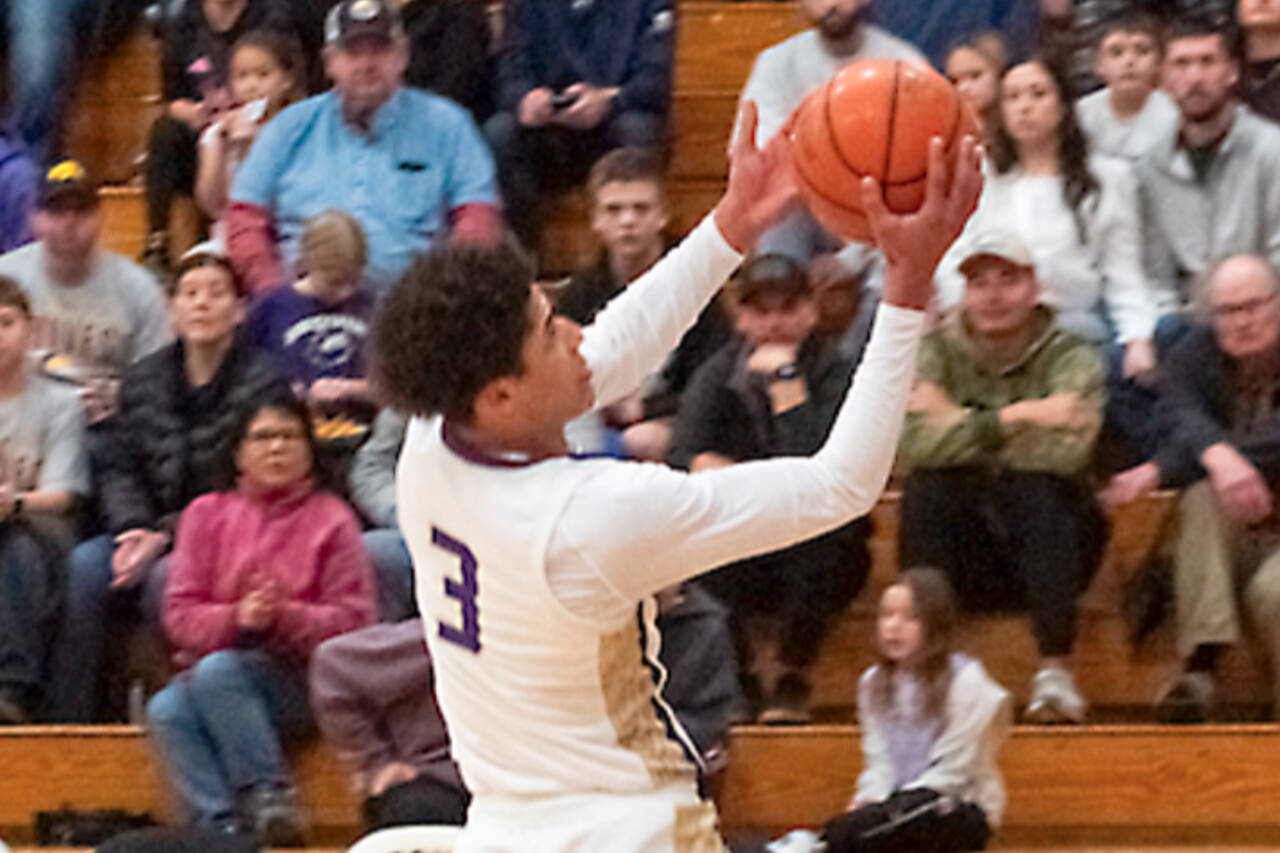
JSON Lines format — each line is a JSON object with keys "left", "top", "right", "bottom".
{"left": 397, "top": 214, "right": 925, "bottom": 848}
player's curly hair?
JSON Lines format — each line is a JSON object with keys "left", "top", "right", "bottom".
{"left": 371, "top": 239, "right": 535, "bottom": 422}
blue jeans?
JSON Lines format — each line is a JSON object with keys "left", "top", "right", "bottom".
{"left": 147, "top": 649, "right": 312, "bottom": 826}
{"left": 48, "top": 533, "right": 168, "bottom": 722}
{"left": 1100, "top": 313, "right": 1197, "bottom": 475}
{"left": 0, "top": 522, "right": 62, "bottom": 704}
{"left": 364, "top": 528, "right": 417, "bottom": 622}
{"left": 3, "top": 0, "right": 91, "bottom": 160}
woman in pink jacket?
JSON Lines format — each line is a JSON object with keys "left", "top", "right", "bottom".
{"left": 146, "top": 389, "right": 376, "bottom": 845}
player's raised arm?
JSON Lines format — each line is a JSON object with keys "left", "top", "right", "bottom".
{"left": 558, "top": 137, "right": 984, "bottom": 608}
{"left": 581, "top": 102, "right": 798, "bottom": 409}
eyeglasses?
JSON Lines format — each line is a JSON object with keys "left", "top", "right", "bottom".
{"left": 1211, "top": 294, "right": 1278, "bottom": 321}
{"left": 245, "top": 428, "right": 306, "bottom": 444}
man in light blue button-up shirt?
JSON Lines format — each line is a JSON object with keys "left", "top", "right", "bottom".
{"left": 227, "top": 0, "right": 500, "bottom": 295}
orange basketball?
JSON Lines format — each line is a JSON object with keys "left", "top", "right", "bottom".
{"left": 789, "top": 59, "right": 976, "bottom": 244}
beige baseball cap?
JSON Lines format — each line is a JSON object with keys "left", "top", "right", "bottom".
{"left": 958, "top": 230, "right": 1035, "bottom": 277}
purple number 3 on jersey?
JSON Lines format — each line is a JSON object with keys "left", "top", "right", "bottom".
{"left": 432, "top": 526, "right": 481, "bottom": 653}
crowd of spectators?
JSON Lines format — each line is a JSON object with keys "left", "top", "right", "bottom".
{"left": 6, "top": 0, "right": 1280, "bottom": 846}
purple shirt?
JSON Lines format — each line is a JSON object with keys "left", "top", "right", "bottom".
{"left": 247, "top": 285, "right": 373, "bottom": 387}
{"left": 0, "top": 133, "right": 35, "bottom": 253}
{"left": 309, "top": 619, "right": 465, "bottom": 795}
{"left": 884, "top": 654, "right": 974, "bottom": 790}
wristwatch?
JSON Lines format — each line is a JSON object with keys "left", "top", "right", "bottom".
{"left": 774, "top": 363, "right": 799, "bottom": 381}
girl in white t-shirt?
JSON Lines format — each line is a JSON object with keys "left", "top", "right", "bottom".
{"left": 820, "top": 568, "right": 1011, "bottom": 853}
{"left": 195, "top": 29, "right": 305, "bottom": 245}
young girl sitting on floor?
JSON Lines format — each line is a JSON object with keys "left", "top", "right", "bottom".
{"left": 195, "top": 28, "right": 305, "bottom": 247}
{"left": 822, "top": 568, "right": 1011, "bottom": 853}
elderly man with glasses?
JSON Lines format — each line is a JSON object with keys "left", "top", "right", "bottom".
{"left": 1109, "top": 253, "right": 1280, "bottom": 723}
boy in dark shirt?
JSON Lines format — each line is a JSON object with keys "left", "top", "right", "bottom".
{"left": 556, "top": 149, "right": 729, "bottom": 460}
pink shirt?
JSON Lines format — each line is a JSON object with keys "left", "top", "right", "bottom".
{"left": 163, "top": 478, "right": 376, "bottom": 668}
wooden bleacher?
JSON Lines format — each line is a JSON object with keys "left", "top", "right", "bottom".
{"left": 810, "top": 491, "right": 1273, "bottom": 714}
{"left": 7, "top": 723, "right": 1280, "bottom": 846}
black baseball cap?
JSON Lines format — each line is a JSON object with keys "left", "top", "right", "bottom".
{"left": 39, "top": 159, "right": 98, "bottom": 210}
{"left": 324, "top": 0, "right": 404, "bottom": 46}
{"left": 731, "top": 253, "right": 810, "bottom": 303}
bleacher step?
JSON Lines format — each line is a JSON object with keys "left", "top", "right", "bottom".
{"left": 7, "top": 724, "right": 1280, "bottom": 843}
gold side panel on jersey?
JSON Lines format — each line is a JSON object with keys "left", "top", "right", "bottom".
{"left": 598, "top": 622, "right": 696, "bottom": 788}
{"left": 674, "top": 800, "right": 726, "bottom": 853}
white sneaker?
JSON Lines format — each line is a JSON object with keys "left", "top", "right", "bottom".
{"left": 1025, "top": 665, "right": 1087, "bottom": 724}
{"left": 766, "top": 829, "right": 826, "bottom": 853}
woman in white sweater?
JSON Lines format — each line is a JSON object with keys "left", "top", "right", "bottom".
{"left": 936, "top": 57, "right": 1158, "bottom": 383}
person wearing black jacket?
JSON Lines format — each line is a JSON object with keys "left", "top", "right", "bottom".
{"left": 483, "top": 0, "right": 674, "bottom": 250}
{"left": 669, "top": 254, "right": 870, "bottom": 724}
{"left": 1108, "top": 254, "right": 1280, "bottom": 722}
{"left": 555, "top": 148, "right": 730, "bottom": 460}
{"left": 49, "top": 251, "right": 288, "bottom": 722}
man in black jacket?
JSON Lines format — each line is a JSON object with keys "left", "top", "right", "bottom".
{"left": 669, "top": 253, "right": 870, "bottom": 724}
{"left": 1108, "top": 253, "right": 1280, "bottom": 721}
{"left": 555, "top": 148, "right": 729, "bottom": 460}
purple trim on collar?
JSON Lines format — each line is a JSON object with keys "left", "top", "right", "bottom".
{"left": 441, "top": 418, "right": 538, "bottom": 468}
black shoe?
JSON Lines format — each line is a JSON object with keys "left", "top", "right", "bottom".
{"left": 757, "top": 671, "right": 812, "bottom": 726}
{"left": 1124, "top": 559, "right": 1172, "bottom": 647}
{"left": 242, "top": 784, "right": 306, "bottom": 848}
{"left": 1156, "top": 671, "right": 1215, "bottom": 724}
{"left": 0, "top": 685, "right": 30, "bottom": 724}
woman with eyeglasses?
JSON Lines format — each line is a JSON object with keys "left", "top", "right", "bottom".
{"left": 146, "top": 388, "right": 376, "bottom": 845}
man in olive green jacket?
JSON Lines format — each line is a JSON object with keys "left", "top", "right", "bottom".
{"left": 899, "top": 230, "right": 1107, "bottom": 725}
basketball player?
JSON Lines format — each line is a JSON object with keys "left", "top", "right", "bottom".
{"left": 371, "top": 103, "right": 983, "bottom": 852}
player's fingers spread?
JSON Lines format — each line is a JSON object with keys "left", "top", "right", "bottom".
{"left": 921, "top": 136, "right": 947, "bottom": 208}
{"left": 860, "top": 175, "right": 888, "bottom": 225}
{"left": 949, "top": 135, "right": 984, "bottom": 220}
{"left": 764, "top": 133, "right": 799, "bottom": 198}
{"left": 732, "top": 100, "right": 760, "bottom": 160}
{"left": 762, "top": 129, "right": 793, "bottom": 173}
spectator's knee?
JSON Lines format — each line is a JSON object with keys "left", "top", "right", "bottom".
{"left": 483, "top": 111, "right": 520, "bottom": 154}
{"left": 146, "top": 683, "right": 187, "bottom": 729}
{"left": 609, "top": 111, "right": 665, "bottom": 150}
{"left": 188, "top": 649, "right": 250, "bottom": 694}
{"left": 66, "top": 535, "right": 115, "bottom": 603}
{"left": 1245, "top": 566, "right": 1280, "bottom": 627}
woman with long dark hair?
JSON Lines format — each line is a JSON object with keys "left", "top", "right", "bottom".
{"left": 937, "top": 57, "right": 1158, "bottom": 383}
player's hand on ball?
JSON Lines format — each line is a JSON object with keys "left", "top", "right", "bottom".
{"left": 714, "top": 100, "right": 799, "bottom": 254}
{"left": 864, "top": 134, "right": 984, "bottom": 310}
